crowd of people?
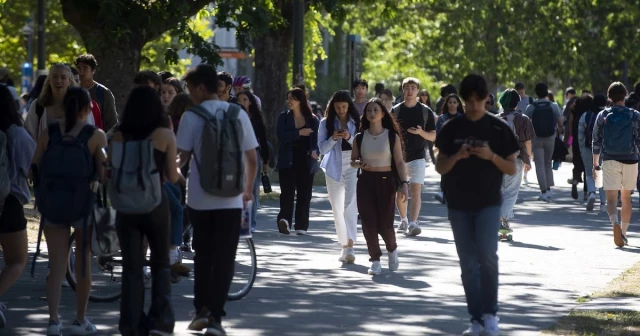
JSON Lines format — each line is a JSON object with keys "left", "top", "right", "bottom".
{"left": 0, "top": 54, "right": 638, "bottom": 336}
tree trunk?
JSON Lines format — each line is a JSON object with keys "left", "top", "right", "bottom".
{"left": 254, "top": 26, "right": 293, "bottom": 148}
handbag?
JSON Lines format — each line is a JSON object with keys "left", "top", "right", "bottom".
{"left": 90, "top": 207, "right": 120, "bottom": 257}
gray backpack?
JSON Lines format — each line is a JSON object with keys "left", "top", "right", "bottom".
{"left": 0, "top": 130, "right": 10, "bottom": 214}
{"left": 188, "top": 104, "right": 245, "bottom": 197}
{"left": 107, "top": 137, "right": 162, "bottom": 214}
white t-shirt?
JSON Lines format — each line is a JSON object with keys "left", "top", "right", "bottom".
{"left": 176, "top": 99, "right": 258, "bottom": 210}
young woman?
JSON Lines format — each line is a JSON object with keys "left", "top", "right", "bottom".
{"left": 379, "top": 89, "right": 395, "bottom": 112}
{"left": 0, "top": 85, "right": 36, "bottom": 326}
{"left": 161, "top": 77, "right": 184, "bottom": 109}
{"left": 237, "top": 90, "right": 270, "bottom": 232}
{"left": 318, "top": 90, "right": 360, "bottom": 263}
{"left": 31, "top": 87, "right": 107, "bottom": 336}
{"left": 276, "top": 88, "right": 319, "bottom": 235}
{"left": 433, "top": 93, "right": 464, "bottom": 203}
{"left": 167, "top": 92, "right": 192, "bottom": 133}
{"left": 108, "top": 86, "right": 182, "bottom": 335}
{"left": 419, "top": 89, "right": 437, "bottom": 165}
{"left": 351, "top": 98, "right": 408, "bottom": 275}
{"left": 577, "top": 94, "right": 608, "bottom": 212}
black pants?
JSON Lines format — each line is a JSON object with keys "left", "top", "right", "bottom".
{"left": 189, "top": 207, "right": 241, "bottom": 322}
{"left": 572, "top": 141, "right": 585, "bottom": 183}
{"left": 116, "top": 196, "right": 174, "bottom": 336}
{"left": 426, "top": 141, "right": 436, "bottom": 164}
{"left": 278, "top": 167, "right": 315, "bottom": 231}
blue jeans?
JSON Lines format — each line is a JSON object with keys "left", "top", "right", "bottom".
{"left": 500, "top": 159, "right": 523, "bottom": 220}
{"left": 164, "top": 182, "right": 183, "bottom": 246}
{"left": 448, "top": 205, "right": 500, "bottom": 322}
{"left": 251, "top": 150, "right": 261, "bottom": 229}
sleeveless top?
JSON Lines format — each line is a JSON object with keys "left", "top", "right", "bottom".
{"left": 360, "top": 129, "right": 392, "bottom": 167}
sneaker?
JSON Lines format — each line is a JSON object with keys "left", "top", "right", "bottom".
{"left": 482, "top": 314, "right": 500, "bottom": 336}
{"left": 547, "top": 190, "right": 553, "bottom": 200}
{"left": 204, "top": 319, "right": 227, "bottom": 336}
{"left": 388, "top": 249, "right": 399, "bottom": 271}
{"left": 368, "top": 261, "right": 382, "bottom": 275}
{"left": 601, "top": 204, "right": 607, "bottom": 213}
{"left": 47, "top": 320, "right": 62, "bottom": 336}
{"left": 537, "top": 192, "right": 549, "bottom": 202}
{"left": 586, "top": 193, "right": 596, "bottom": 211}
{"left": 277, "top": 219, "right": 290, "bottom": 235}
{"left": 622, "top": 234, "right": 629, "bottom": 246}
{"left": 462, "top": 320, "right": 484, "bottom": 336}
{"left": 406, "top": 221, "right": 422, "bottom": 236}
{"left": 345, "top": 247, "right": 356, "bottom": 264}
{"left": 251, "top": 227, "right": 256, "bottom": 233}
{"left": 500, "top": 219, "right": 513, "bottom": 233}
{"left": 188, "top": 308, "right": 210, "bottom": 331}
{"left": 614, "top": 223, "right": 625, "bottom": 247}
{"left": 338, "top": 248, "right": 347, "bottom": 263}
{"left": 434, "top": 192, "right": 446, "bottom": 204}
{"left": 295, "top": 230, "right": 307, "bottom": 235}
{"left": 0, "top": 303, "right": 6, "bottom": 328}
{"left": 397, "top": 220, "right": 408, "bottom": 234}
{"left": 68, "top": 319, "right": 97, "bottom": 335}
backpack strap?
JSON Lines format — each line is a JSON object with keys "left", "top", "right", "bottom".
{"left": 95, "top": 85, "right": 105, "bottom": 112}
{"left": 226, "top": 104, "right": 243, "bottom": 190}
{"left": 47, "top": 123, "right": 63, "bottom": 144}
{"left": 420, "top": 103, "right": 430, "bottom": 129}
{"left": 76, "top": 124, "right": 96, "bottom": 144}
{"left": 36, "top": 102, "right": 44, "bottom": 122}
{"left": 188, "top": 105, "right": 215, "bottom": 121}
{"left": 226, "top": 103, "right": 241, "bottom": 119}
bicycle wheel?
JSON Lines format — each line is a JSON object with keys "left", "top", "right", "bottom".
{"left": 66, "top": 231, "right": 123, "bottom": 303}
{"left": 228, "top": 237, "right": 257, "bottom": 301}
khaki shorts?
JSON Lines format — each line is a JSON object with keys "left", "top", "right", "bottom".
{"left": 603, "top": 160, "right": 638, "bottom": 191}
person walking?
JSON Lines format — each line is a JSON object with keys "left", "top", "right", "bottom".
{"left": 351, "top": 98, "right": 408, "bottom": 275}
{"left": 592, "top": 82, "right": 640, "bottom": 247}
{"left": 434, "top": 93, "right": 465, "bottom": 203}
{"left": 276, "top": 88, "right": 320, "bottom": 235}
{"left": 318, "top": 90, "right": 360, "bottom": 263}
{"left": 524, "top": 82, "right": 564, "bottom": 201}
{"left": 577, "top": 94, "right": 607, "bottom": 212}
{"left": 435, "top": 74, "right": 519, "bottom": 336}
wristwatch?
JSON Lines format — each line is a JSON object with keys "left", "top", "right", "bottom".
{"left": 401, "top": 180, "right": 410, "bottom": 185}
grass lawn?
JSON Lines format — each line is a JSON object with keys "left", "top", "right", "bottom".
{"left": 543, "top": 262, "right": 640, "bottom": 335}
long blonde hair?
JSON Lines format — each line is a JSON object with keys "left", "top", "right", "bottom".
{"left": 38, "top": 63, "right": 77, "bottom": 107}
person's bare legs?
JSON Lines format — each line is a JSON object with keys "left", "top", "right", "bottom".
{"left": 73, "top": 226, "right": 92, "bottom": 323}
{"left": 621, "top": 190, "right": 633, "bottom": 235}
{"left": 409, "top": 183, "right": 422, "bottom": 222}
{"left": 44, "top": 226, "right": 71, "bottom": 322}
{"left": 0, "top": 230, "right": 28, "bottom": 296}
{"left": 396, "top": 194, "right": 408, "bottom": 220}
{"left": 605, "top": 190, "right": 619, "bottom": 221}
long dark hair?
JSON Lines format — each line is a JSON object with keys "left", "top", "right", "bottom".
{"left": 63, "top": 87, "right": 92, "bottom": 132}
{"left": 419, "top": 89, "right": 433, "bottom": 108}
{"left": 29, "top": 75, "right": 47, "bottom": 102}
{"left": 0, "top": 85, "right": 23, "bottom": 131}
{"left": 441, "top": 93, "right": 464, "bottom": 115}
{"left": 167, "top": 92, "right": 192, "bottom": 120}
{"left": 237, "top": 90, "right": 267, "bottom": 130}
{"left": 118, "top": 86, "right": 169, "bottom": 140}
{"left": 324, "top": 90, "right": 360, "bottom": 139}
{"left": 360, "top": 98, "right": 404, "bottom": 149}
{"left": 287, "top": 87, "right": 315, "bottom": 120}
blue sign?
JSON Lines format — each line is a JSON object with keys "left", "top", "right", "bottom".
{"left": 21, "top": 62, "right": 32, "bottom": 94}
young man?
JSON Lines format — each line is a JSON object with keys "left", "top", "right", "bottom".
{"left": 217, "top": 71, "right": 238, "bottom": 104}
{"left": 435, "top": 74, "right": 519, "bottom": 336}
{"left": 177, "top": 64, "right": 258, "bottom": 335}
{"left": 392, "top": 77, "right": 436, "bottom": 236}
{"left": 592, "top": 82, "right": 640, "bottom": 247}
{"left": 134, "top": 70, "right": 162, "bottom": 92}
{"left": 232, "top": 75, "right": 262, "bottom": 108}
{"left": 352, "top": 79, "right": 368, "bottom": 116}
{"left": 524, "top": 82, "right": 564, "bottom": 201}
{"left": 515, "top": 82, "right": 533, "bottom": 113}
{"left": 75, "top": 54, "right": 118, "bottom": 131}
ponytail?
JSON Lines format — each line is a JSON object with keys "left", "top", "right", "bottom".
{"left": 62, "top": 87, "right": 92, "bottom": 133}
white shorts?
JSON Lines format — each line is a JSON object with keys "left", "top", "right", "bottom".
{"left": 406, "top": 159, "right": 426, "bottom": 185}
{"left": 603, "top": 160, "right": 638, "bottom": 191}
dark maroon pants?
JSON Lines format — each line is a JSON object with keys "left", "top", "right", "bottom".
{"left": 356, "top": 170, "right": 398, "bottom": 261}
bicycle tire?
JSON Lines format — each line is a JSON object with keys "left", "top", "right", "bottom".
{"left": 228, "top": 237, "right": 257, "bottom": 301}
{"left": 65, "top": 231, "right": 122, "bottom": 303}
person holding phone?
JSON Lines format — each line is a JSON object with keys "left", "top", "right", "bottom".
{"left": 318, "top": 90, "right": 360, "bottom": 263}
{"left": 276, "top": 88, "right": 320, "bottom": 235}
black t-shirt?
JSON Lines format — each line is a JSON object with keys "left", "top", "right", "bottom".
{"left": 396, "top": 103, "right": 436, "bottom": 162}
{"left": 436, "top": 113, "right": 520, "bottom": 211}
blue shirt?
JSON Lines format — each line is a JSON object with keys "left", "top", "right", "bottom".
{"left": 318, "top": 117, "right": 358, "bottom": 181}
{"left": 6, "top": 125, "right": 36, "bottom": 204}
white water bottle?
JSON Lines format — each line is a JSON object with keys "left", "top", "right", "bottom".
{"left": 594, "top": 166, "right": 603, "bottom": 189}
{"left": 240, "top": 201, "right": 253, "bottom": 238}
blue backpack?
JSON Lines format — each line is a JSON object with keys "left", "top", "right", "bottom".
{"left": 36, "top": 124, "right": 96, "bottom": 223}
{"left": 603, "top": 107, "right": 634, "bottom": 156}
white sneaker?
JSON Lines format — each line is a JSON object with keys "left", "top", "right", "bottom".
{"left": 546, "top": 190, "right": 553, "bottom": 199}
{"left": 482, "top": 314, "right": 500, "bottom": 336}
{"left": 69, "top": 319, "right": 98, "bottom": 335}
{"left": 295, "top": 230, "right": 307, "bottom": 235}
{"left": 406, "top": 221, "right": 422, "bottom": 236}
{"left": 338, "top": 248, "right": 347, "bottom": 263}
{"left": 537, "top": 192, "right": 549, "bottom": 202}
{"left": 397, "top": 220, "right": 408, "bottom": 234}
{"left": 47, "top": 320, "right": 63, "bottom": 336}
{"left": 388, "top": 249, "right": 399, "bottom": 271}
{"left": 600, "top": 204, "right": 607, "bottom": 213}
{"left": 462, "top": 320, "right": 484, "bottom": 336}
{"left": 368, "top": 261, "right": 382, "bottom": 275}
{"left": 345, "top": 247, "right": 355, "bottom": 264}
{"left": 586, "top": 193, "right": 596, "bottom": 211}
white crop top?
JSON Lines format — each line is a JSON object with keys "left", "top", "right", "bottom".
{"left": 360, "top": 129, "right": 392, "bottom": 167}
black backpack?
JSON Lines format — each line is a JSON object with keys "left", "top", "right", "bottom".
{"left": 531, "top": 101, "right": 555, "bottom": 137}
{"left": 355, "top": 130, "right": 401, "bottom": 190}
{"left": 583, "top": 110, "right": 598, "bottom": 148}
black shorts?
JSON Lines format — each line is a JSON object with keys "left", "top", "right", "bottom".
{"left": 0, "top": 195, "right": 27, "bottom": 233}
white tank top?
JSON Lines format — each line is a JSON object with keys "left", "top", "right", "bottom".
{"left": 360, "top": 129, "right": 392, "bottom": 167}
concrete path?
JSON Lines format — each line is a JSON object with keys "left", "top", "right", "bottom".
{"left": 2, "top": 163, "right": 639, "bottom": 335}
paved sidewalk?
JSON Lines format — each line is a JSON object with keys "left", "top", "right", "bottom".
{"left": 2, "top": 164, "right": 640, "bottom": 335}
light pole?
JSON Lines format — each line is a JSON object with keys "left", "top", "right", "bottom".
{"left": 21, "top": 18, "right": 34, "bottom": 94}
